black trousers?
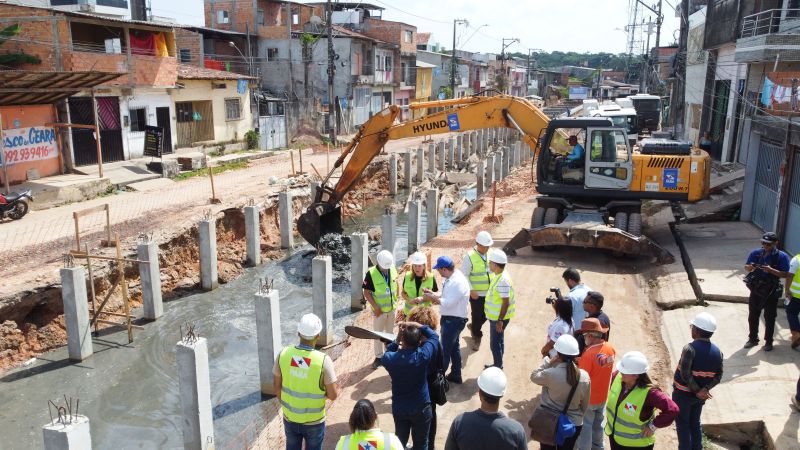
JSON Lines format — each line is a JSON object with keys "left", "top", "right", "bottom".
{"left": 428, "top": 402, "right": 437, "bottom": 450}
{"left": 539, "top": 425, "right": 582, "bottom": 450}
{"left": 469, "top": 296, "right": 487, "bottom": 338}
{"left": 748, "top": 287, "right": 779, "bottom": 344}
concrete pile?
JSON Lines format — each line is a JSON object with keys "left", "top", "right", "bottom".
{"left": 405, "top": 172, "right": 474, "bottom": 219}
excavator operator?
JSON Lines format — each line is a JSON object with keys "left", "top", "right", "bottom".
{"left": 552, "top": 133, "right": 586, "bottom": 183}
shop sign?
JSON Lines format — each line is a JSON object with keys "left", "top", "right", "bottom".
{"left": 1, "top": 126, "right": 58, "bottom": 167}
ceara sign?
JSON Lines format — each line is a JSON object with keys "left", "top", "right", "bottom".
{"left": 1, "top": 126, "right": 58, "bottom": 167}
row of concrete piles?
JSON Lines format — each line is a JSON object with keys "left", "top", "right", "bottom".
{"left": 46, "top": 127, "right": 529, "bottom": 450}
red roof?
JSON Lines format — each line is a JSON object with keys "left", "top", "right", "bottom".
{"left": 177, "top": 64, "right": 257, "bottom": 80}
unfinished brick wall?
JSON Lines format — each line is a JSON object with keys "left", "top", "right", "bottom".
{"left": 132, "top": 55, "right": 177, "bottom": 87}
{"left": 174, "top": 28, "right": 203, "bottom": 66}
{"left": 205, "top": 0, "right": 254, "bottom": 33}
{"left": 0, "top": 5, "right": 70, "bottom": 71}
{"left": 362, "top": 18, "right": 417, "bottom": 54}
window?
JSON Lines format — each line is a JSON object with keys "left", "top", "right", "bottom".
{"left": 385, "top": 55, "right": 392, "bottom": 72}
{"left": 217, "top": 10, "right": 229, "bottom": 24}
{"left": 129, "top": 108, "right": 146, "bottom": 132}
{"left": 267, "top": 48, "right": 279, "bottom": 61}
{"left": 179, "top": 49, "right": 191, "bottom": 63}
{"left": 404, "top": 30, "right": 413, "bottom": 43}
{"left": 292, "top": 13, "right": 299, "bottom": 25}
{"left": 176, "top": 102, "right": 193, "bottom": 123}
{"left": 225, "top": 98, "right": 241, "bottom": 121}
{"left": 401, "top": 62, "right": 407, "bottom": 82}
{"left": 257, "top": 8, "right": 264, "bottom": 25}
{"left": 589, "top": 130, "right": 629, "bottom": 163}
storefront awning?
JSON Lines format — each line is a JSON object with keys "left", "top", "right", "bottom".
{"left": 0, "top": 71, "right": 124, "bottom": 106}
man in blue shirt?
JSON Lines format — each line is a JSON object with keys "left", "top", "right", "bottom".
{"left": 744, "top": 232, "right": 791, "bottom": 351}
{"left": 565, "top": 135, "right": 584, "bottom": 168}
{"left": 381, "top": 321, "right": 440, "bottom": 450}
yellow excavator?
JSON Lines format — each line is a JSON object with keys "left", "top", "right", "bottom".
{"left": 297, "top": 95, "right": 711, "bottom": 262}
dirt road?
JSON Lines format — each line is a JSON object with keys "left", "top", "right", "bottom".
{"left": 253, "top": 163, "right": 679, "bottom": 449}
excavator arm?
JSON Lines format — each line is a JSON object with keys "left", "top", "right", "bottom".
{"left": 298, "top": 95, "right": 551, "bottom": 245}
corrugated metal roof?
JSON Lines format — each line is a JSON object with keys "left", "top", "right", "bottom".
{"left": 63, "top": 11, "right": 176, "bottom": 29}
{"left": 177, "top": 64, "right": 258, "bottom": 81}
{"left": 0, "top": 70, "right": 124, "bottom": 106}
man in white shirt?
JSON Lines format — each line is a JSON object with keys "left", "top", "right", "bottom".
{"left": 562, "top": 267, "right": 591, "bottom": 329}
{"left": 425, "top": 255, "right": 471, "bottom": 384}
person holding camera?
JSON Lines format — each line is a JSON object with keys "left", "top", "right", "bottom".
{"left": 541, "top": 295, "right": 574, "bottom": 359}
{"left": 563, "top": 268, "right": 592, "bottom": 328}
{"left": 744, "top": 232, "right": 790, "bottom": 351}
{"left": 380, "top": 320, "right": 441, "bottom": 450}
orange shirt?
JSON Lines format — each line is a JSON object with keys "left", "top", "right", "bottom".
{"left": 578, "top": 341, "right": 616, "bottom": 405}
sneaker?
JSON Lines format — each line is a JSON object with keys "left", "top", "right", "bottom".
{"left": 484, "top": 363, "right": 495, "bottom": 370}
{"left": 472, "top": 336, "right": 482, "bottom": 351}
{"left": 743, "top": 340, "right": 758, "bottom": 349}
{"left": 764, "top": 342, "right": 774, "bottom": 352}
{"left": 371, "top": 358, "right": 381, "bottom": 369}
{"left": 792, "top": 396, "right": 800, "bottom": 411}
{"left": 445, "top": 373, "right": 463, "bottom": 384}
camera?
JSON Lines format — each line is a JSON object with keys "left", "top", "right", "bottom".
{"left": 545, "top": 287, "right": 563, "bottom": 304}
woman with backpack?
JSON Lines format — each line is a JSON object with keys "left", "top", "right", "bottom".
{"left": 530, "top": 335, "right": 591, "bottom": 450}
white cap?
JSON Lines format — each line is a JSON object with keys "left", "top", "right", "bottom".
{"left": 298, "top": 313, "right": 322, "bottom": 338}
{"left": 476, "top": 231, "right": 494, "bottom": 247}
{"left": 477, "top": 366, "right": 507, "bottom": 397}
{"left": 409, "top": 252, "right": 427, "bottom": 265}
{"left": 690, "top": 312, "right": 717, "bottom": 333}
{"left": 489, "top": 249, "right": 507, "bottom": 264}
{"left": 376, "top": 250, "right": 394, "bottom": 270}
{"left": 553, "top": 334, "right": 580, "bottom": 356}
{"left": 617, "top": 351, "right": 649, "bottom": 375}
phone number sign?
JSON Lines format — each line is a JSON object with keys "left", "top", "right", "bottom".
{"left": 1, "top": 126, "right": 58, "bottom": 167}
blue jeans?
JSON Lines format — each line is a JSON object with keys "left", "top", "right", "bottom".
{"left": 441, "top": 316, "right": 467, "bottom": 378}
{"left": 394, "top": 403, "right": 432, "bottom": 450}
{"left": 488, "top": 319, "right": 509, "bottom": 369}
{"left": 787, "top": 296, "right": 800, "bottom": 331}
{"left": 283, "top": 418, "right": 325, "bottom": 450}
{"left": 672, "top": 390, "right": 704, "bottom": 450}
{"left": 577, "top": 402, "right": 606, "bottom": 450}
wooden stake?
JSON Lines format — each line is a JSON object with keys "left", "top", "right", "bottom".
{"left": 207, "top": 160, "right": 221, "bottom": 204}
{"left": 73, "top": 213, "right": 81, "bottom": 252}
{"left": 115, "top": 233, "right": 133, "bottom": 343}
{"left": 492, "top": 181, "right": 497, "bottom": 218}
{"left": 327, "top": 143, "right": 330, "bottom": 174}
{"left": 84, "top": 244, "right": 98, "bottom": 336}
{"left": 91, "top": 93, "right": 104, "bottom": 179}
{"left": 290, "top": 150, "right": 296, "bottom": 175}
{"left": 298, "top": 147, "right": 304, "bottom": 173}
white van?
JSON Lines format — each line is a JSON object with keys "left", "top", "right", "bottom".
{"left": 582, "top": 99, "right": 599, "bottom": 117}
{"left": 590, "top": 107, "right": 640, "bottom": 145}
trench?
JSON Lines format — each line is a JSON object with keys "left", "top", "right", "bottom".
{"left": 0, "top": 177, "right": 475, "bottom": 449}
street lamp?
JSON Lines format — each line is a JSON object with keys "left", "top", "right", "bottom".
{"left": 228, "top": 41, "right": 253, "bottom": 76}
{"left": 500, "top": 38, "right": 519, "bottom": 94}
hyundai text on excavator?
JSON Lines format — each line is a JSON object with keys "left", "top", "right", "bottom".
{"left": 297, "top": 95, "right": 711, "bottom": 263}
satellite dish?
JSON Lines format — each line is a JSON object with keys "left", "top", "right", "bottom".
{"left": 310, "top": 15, "right": 322, "bottom": 25}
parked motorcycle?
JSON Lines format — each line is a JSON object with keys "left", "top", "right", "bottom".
{"left": 0, "top": 190, "right": 33, "bottom": 220}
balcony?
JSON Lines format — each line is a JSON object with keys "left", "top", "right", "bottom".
{"left": 737, "top": 9, "right": 800, "bottom": 62}
{"left": 352, "top": 74, "right": 374, "bottom": 85}
{"left": 65, "top": 52, "right": 128, "bottom": 86}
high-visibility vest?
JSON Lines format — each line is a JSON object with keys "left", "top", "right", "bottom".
{"left": 604, "top": 375, "right": 656, "bottom": 447}
{"left": 335, "top": 429, "right": 403, "bottom": 450}
{"left": 278, "top": 346, "right": 327, "bottom": 424}
{"left": 790, "top": 255, "right": 800, "bottom": 297}
{"left": 484, "top": 271, "right": 515, "bottom": 320}
{"left": 467, "top": 248, "right": 491, "bottom": 292}
{"left": 402, "top": 271, "right": 434, "bottom": 314}
{"left": 368, "top": 266, "right": 398, "bottom": 313}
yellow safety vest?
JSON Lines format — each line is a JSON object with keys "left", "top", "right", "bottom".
{"left": 278, "top": 346, "right": 327, "bottom": 424}
{"left": 790, "top": 255, "right": 800, "bottom": 297}
{"left": 484, "top": 271, "right": 515, "bottom": 320}
{"left": 335, "top": 429, "right": 403, "bottom": 450}
{"left": 403, "top": 271, "right": 435, "bottom": 314}
{"left": 368, "top": 266, "right": 398, "bottom": 313}
{"left": 604, "top": 375, "right": 656, "bottom": 447}
{"left": 467, "top": 248, "right": 491, "bottom": 292}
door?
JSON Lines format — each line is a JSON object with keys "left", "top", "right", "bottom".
{"left": 68, "top": 97, "right": 124, "bottom": 165}
{"left": 784, "top": 148, "right": 800, "bottom": 255}
{"left": 751, "top": 138, "right": 782, "bottom": 231}
{"left": 353, "top": 87, "right": 371, "bottom": 126}
{"left": 258, "top": 116, "right": 287, "bottom": 150}
{"left": 584, "top": 127, "right": 633, "bottom": 190}
{"left": 156, "top": 106, "right": 172, "bottom": 154}
{"left": 709, "top": 80, "right": 731, "bottom": 161}
{"left": 68, "top": 97, "right": 97, "bottom": 166}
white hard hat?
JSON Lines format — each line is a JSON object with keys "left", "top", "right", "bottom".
{"left": 476, "top": 231, "right": 494, "bottom": 247}
{"left": 477, "top": 366, "right": 507, "bottom": 397}
{"left": 488, "top": 249, "right": 507, "bottom": 264}
{"left": 376, "top": 250, "right": 394, "bottom": 270}
{"left": 297, "top": 313, "right": 322, "bottom": 338}
{"left": 617, "top": 351, "right": 649, "bottom": 375}
{"left": 553, "top": 334, "right": 580, "bottom": 356}
{"left": 690, "top": 312, "right": 717, "bottom": 333}
{"left": 409, "top": 252, "right": 426, "bottom": 266}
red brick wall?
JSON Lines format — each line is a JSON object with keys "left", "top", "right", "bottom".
{"left": 362, "top": 18, "right": 417, "bottom": 54}
{"left": 133, "top": 54, "right": 177, "bottom": 87}
{"left": 255, "top": 2, "right": 315, "bottom": 39}
{"left": 175, "top": 28, "right": 203, "bottom": 66}
{"left": 205, "top": 0, "right": 254, "bottom": 33}
{"left": 0, "top": 5, "right": 70, "bottom": 71}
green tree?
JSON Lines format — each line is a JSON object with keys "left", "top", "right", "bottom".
{"left": 0, "top": 24, "right": 42, "bottom": 66}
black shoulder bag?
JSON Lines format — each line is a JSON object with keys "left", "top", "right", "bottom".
{"left": 428, "top": 341, "right": 449, "bottom": 406}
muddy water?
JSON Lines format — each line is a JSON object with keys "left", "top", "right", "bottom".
{"left": 0, "top": 186, "right": 474, "bottom": 450}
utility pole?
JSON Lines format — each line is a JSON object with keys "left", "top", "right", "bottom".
{"left": 642, "top": 19, "right": 654, "bottom": 93}
{"left": 326, "top": 0, "right": 335, "bottom": 144}
{"left": 670, "top": 0, "right": 688, "bottom": 137}
{"left": 500, "top": 38, "right": 519, "bottom": 94}
{"left": 450, "top": 19, "right": 468, "bottom": 99}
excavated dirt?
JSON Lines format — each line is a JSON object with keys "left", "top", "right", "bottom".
{"left": 341, "top": 158, "right": 401, "bottom": 218}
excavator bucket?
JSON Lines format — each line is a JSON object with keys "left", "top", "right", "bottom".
{"left": 502, "top": 211, "right": 674, "bottom": 264}
{"left": 297, "top": 203, "right": 343, "bottom": 246}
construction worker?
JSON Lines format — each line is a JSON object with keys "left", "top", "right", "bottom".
{"left": 785, "top": 252, "right": 800, "bottom": 349}
{"left": 576, "top": 318, "right": 616, "bottom": 450}
{"left": 744, "top": 232, "right": 790, "bottom": 351}
{"left": 566, "top": 135, "right": 585, "bottom": 168}
{"left": 363, "top": 249, "right": 399, "bottom": 369}
{"left": 274, "top": 313, "right": 338, "bottom": 450}
{"left": 444, "top": 367, "right": 528, "bottom": 450}
{"left": 562, "top": 268, "right": 591, "bottom": 329}
{"left": 402, "top": 251, "right": 438, "bottom": 318}
{"left": 672, "top": 313, "right": 723, "bottom": 450}
{"left": 605, "top": 352, "right": 679, "bottom": 450}
{"left": 424, "top": 255, "right": 471, "bottom": 384}
{"left": 335, "top": 399, "right": 404, "bottom": 450}
{"left": 462, "top": 231, "right": 493, "bottom": 351}
{"left": 484, "top": 249, "right": 514, "bottom": 369}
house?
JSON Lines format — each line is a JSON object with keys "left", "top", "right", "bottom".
{"left": 6, "top": 0, "right": 205, "bottom": 25}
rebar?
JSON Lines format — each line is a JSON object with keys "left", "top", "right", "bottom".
{"left": 62, "top": 253, "right": 75, "bottom": 268}
{"left": 180, "top": 323, "right": 198, "bottom": 344}
{"left": 258, "top": 278, "right": 274, "bottom": 294}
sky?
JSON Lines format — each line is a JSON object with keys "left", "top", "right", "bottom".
{"left": 374, "top": 0, "right": 681, "bottom": 55}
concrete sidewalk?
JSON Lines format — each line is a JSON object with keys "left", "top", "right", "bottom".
{"left": 661, "top": 303, "right": 799, "bottom": 449}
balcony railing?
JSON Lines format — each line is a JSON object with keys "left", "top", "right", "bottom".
{"left": 741, "top": 8, "right": 800, "bottom": 38}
